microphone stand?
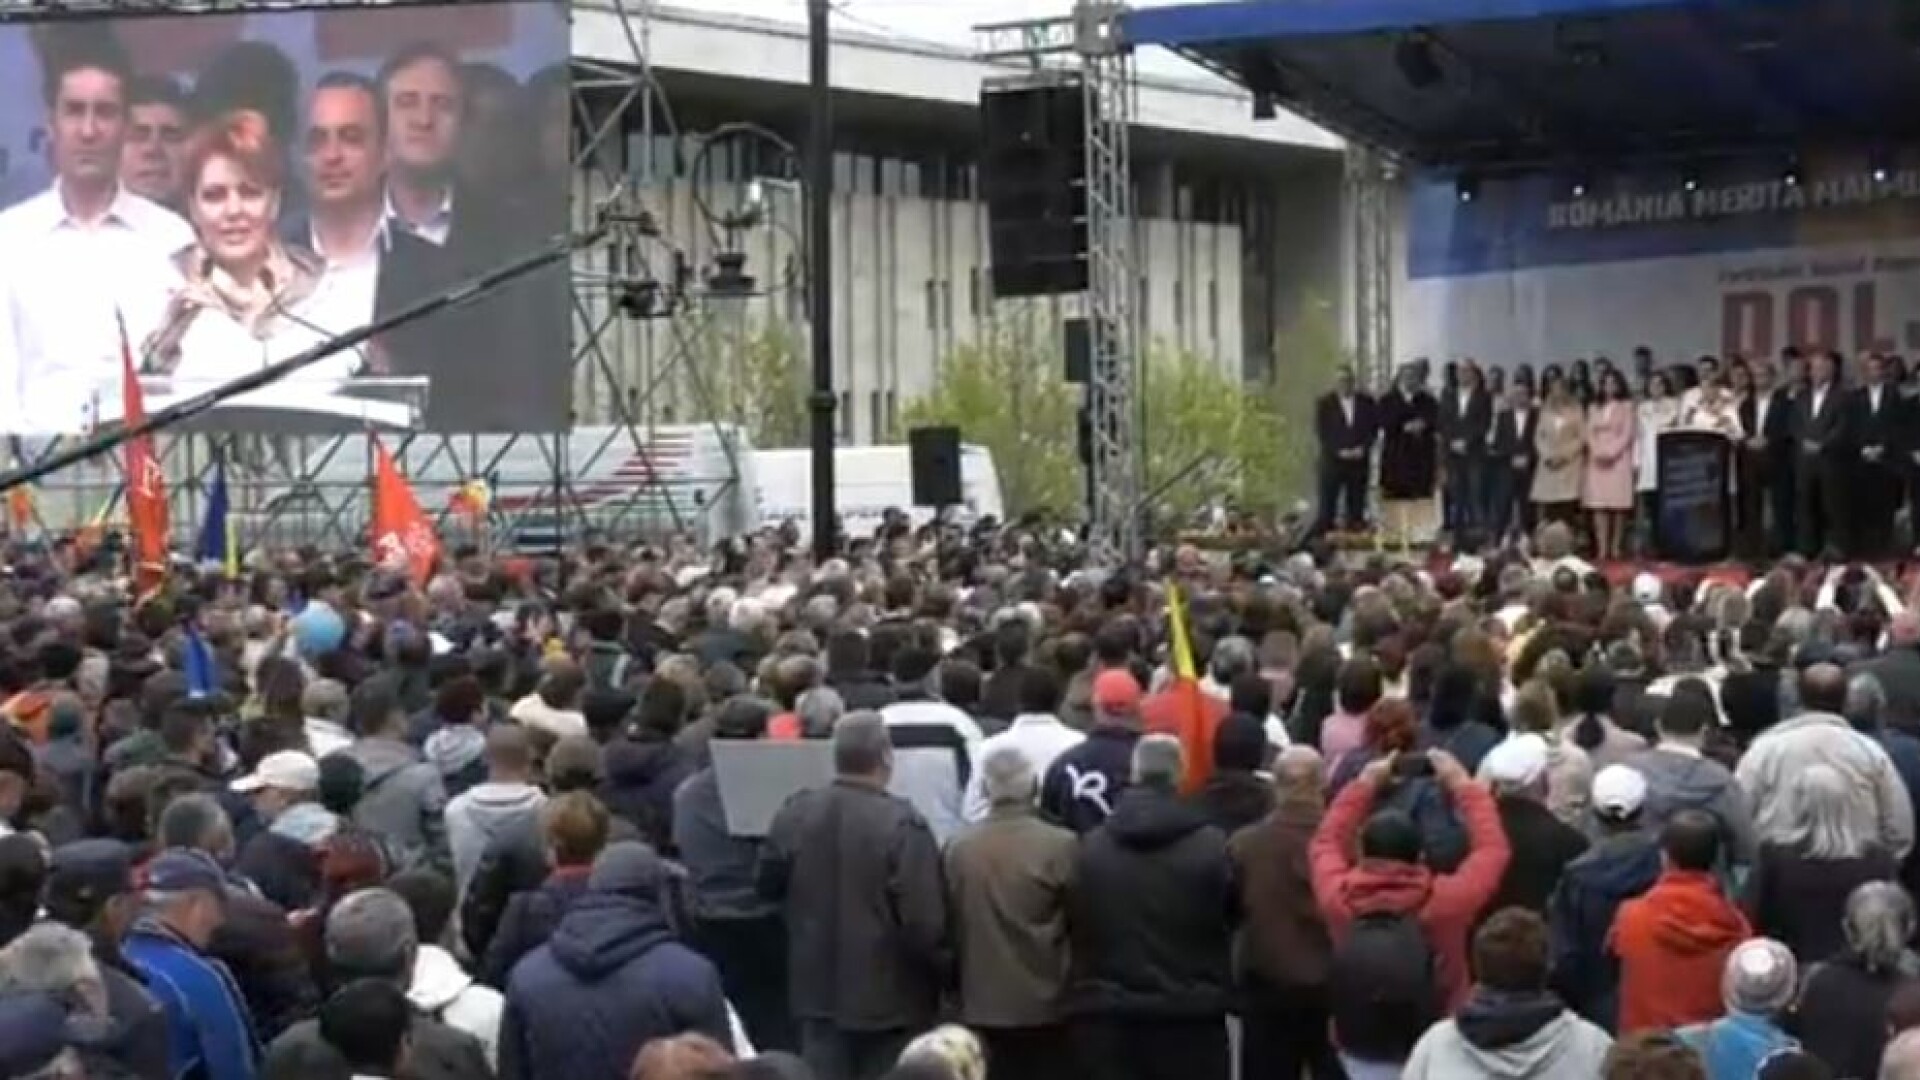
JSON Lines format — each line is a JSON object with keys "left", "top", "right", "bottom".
{"left": 0, "top": 223, "right": 601, "bottom": 496}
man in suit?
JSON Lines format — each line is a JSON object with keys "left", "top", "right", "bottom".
{"left": 1314, "top": 367, "right": 1375, "bottom": 535}
{"left": 1488, "top": 380, "right": 1539, "bottom": 542}
{"left": 1439, "top": 361, "right": 1494, "bottom": 540}
{"left": 1793, "top": 349, "right": 1852, "bottom": 558}
{"left": 292, "top": 73, "right": 446, "bottom": 384}
{"left": 1739, "top": 359, "right": 1795, "bottom": 559}
{"left": 1851, "top": 351, "right": 1902, "bottom": 559}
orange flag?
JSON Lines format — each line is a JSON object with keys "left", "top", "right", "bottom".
{"left": 1165, "top": 579, "right": 1214, "bottom": 794}
{"left": 118, "top": 313, "right": 168, "bottom": 598}
{"left": 370, "top": 436, "right": 440, "bottom": 586}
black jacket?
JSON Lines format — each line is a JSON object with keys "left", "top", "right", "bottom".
{"left": 1548, "top": 830, "right": 1662, "bottom": 1031}
{"left": 600, "top": 739, "right": 697, "bottom": 853}
{"left": 1041, "top": 727, "right": 1140, "bottom": 835}
{"left": 236, "top": 830, "right": 322, "bottom": 913}
{"left": 1315, "top": 393, "right": 1376, "bottom": 459}
{"left": 1862, "top": 648, "right": 1920, "bottom": 734}
{"left": 211, "top": 883, "right": 319, "bottom": 1041}
{"left": 1491, "top": 405, "right": 1540, "bottom": 474}
{"left": 1439, "top": 387, "right": 1494, "bottom": 460}
{"left": 1793, "top": 380, "right": 1852, "bottom": 462}
{"left": 1790, "top": 951, "right": 1917, "bottom": 1080}
{"left": 757, "top": 779, "right": 949, "bottom": 1031}
{"left": 827, "top": 671, "right": 897, "bottom": 713}
{"left": 1740, "top": 388, "right": 1795, "bottom": 469}
{"left": 483, "top": 867, "right": 593, "bottom": 989}
{"left": 89, "top": 952, "right": 170, "bottom": 1080}
{"left": 264, "top": 1011, "right": 494, "bottom": 1080}
{"left": 1068, "top": 785, "right": 1234, "bottom": 1018}
{"left": 1189, "top": 771, "right": 1274, "bottom": 836}
{"left": 1484, "top": 796, "right": 1588, "bottom": 921}
{"left": 462, "top": 811, "right": 641, "bottom": 963}
{"left": 1851, "top": 383, "right": 1906, "bottom": 465}
{"left": 1744, "top": 841, "right": 1898, "bottom": 965}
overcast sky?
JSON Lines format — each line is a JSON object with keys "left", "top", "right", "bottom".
{"left": 667, "top": 0, "right": 1235, "bottom": 83}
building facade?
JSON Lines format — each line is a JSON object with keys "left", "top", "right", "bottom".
{"left": 568, "top": 2, "right": 1346, "bottom": 445}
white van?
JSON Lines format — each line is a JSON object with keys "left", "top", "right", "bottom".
{"left": 249, "top": 424, "right": 758, "bottom": 549}
{"left": 753, "top": 443, "right": 1005, "bottom": 539}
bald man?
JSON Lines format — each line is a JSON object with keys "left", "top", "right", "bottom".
{"left": 1737, "top": 662, "right": 1915, "bottom": 859}
{"left": 1228, "top": 745, "right": 1339, "bottom": 1080}
{"left": 1861, "top": 611, "right": 1920, "bottom": 730}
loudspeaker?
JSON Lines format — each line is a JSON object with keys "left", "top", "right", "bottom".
{"left": 981, "top": 82, "right": 1088, "bottom": 298}
{"left": 908, "top": 426, "right": 963, "bottom": 508}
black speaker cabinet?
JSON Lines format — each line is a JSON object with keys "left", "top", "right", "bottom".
{"left": 908, "top": 426, "right": 963, "bottom": 508}
{"left": 980, "top": 82, "right": 1088, "bottom": 298}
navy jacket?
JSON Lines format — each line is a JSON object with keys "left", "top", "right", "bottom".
{"left": 501, "top": 891, "right": 730, "bottom": 1080}
{"left": 1041, "top": 727, "right": 1140, "bottom": 835}
{"left": 483, "top": 867, "right": 592, "bottom": 988}
{"left": 1548, "top": 831, "right": 1663, "bottom": 1031}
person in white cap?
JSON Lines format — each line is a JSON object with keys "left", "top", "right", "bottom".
{"left": 232, "top": 750, "right": 340, "bottom": 911}
{"left": 1547, "top": 764, "right": 1662, "bottom": 1031}
{"left": 1481, "top": 733, "right": 1588, "bottom": 920}
{"left": 1674, "top": 938, "right": 1799, "bottom": 1077}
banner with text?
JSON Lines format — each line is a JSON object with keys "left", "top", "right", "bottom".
{"left": 1401, "top": 161, "right": 1920, "bottom": 366}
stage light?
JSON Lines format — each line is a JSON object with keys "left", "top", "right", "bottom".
{"left": 1783, "top": 159, "right": 1801, "bottom": 187}
{"left": 1682, "top": 173, "right": 1700, "bottom": 193}
{"left": 1570, "top": 173, "right": 1592, "bottom": 198}
{"left": 1872, "top": 150, "right": 1895, "bottom": 183}
{"left": 1456, "top": 176, "right": 1479, "bottom": 203}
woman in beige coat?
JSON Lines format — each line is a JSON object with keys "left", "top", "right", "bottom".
{"left": 1531, "top": 370, "right": 1587, "bottom": 526}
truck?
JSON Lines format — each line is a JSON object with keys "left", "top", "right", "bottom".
{"left": 752, "top": 442, "right": 1005, "bottom": 539}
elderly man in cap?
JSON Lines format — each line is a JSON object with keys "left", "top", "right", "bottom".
{"left": 1549, "top": 765, "right": 1662, "bottom": 1031}
{"left": 230, "top": 751, "right": 339, "bottom": 912}
{"left": 1675, "top": 938, "right": 1799, "bottom": 1076}
{"left": 121, "top": 848, "right": 260, "bottom": 1080}
{"left": 43, "top": 838, "right": 169, "bottom": 1079}
{"left": 504, "top": 840, "right": 731, "bottom": 1080}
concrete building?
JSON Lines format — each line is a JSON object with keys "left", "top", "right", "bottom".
{"left": 567, "top": 1, "right": 1346, "bottom": 444}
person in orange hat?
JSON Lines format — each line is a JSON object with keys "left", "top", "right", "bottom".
{"left": 1039, "top": 670, "right": 1143, "bottom": 834}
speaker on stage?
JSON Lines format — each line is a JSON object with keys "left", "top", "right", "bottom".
{"left": 980, "top": 82, "right": 1088, "bottom": 298}
{"left": 909, "top": 426, "right": 963, "bottom": 508}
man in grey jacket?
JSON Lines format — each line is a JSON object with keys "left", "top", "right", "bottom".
{"left": 1737, "top": 663, "right": 1916, "bottom": 860}
{"left": 345, "top": 676, "right": 450, "bottom": 872}
{"left": 758, "top": 712, "right": 949, "bottom": 1080}
{"left": 1624, "top": 678, "right": 1758, "bottom": 874}
{"left": 444, "top": 726, "right": 546, "bottom": 901}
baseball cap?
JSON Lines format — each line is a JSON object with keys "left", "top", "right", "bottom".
{"left": 1591, "top": 764, "right": 1649, "bottom": 819}
{"left": 140, "top": 849, "right": 229, "bottom": 898}
{"left": 1482, "top": 733, "right": 1550, "bottom": 788}
{"left": 45, "top": 839, "right": 135, "bottom": 915}
{"left": 230, "top": 750, "right": 320, "bottom": 794}
{"left": 1632, "top": 572, "right": 1665, "bottom": 605}
{"left": 1092, "top": 669, "right": 1143, "bottom": 714}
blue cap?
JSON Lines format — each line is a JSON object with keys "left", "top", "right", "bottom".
{"left": 0, "top": 993, "right": 70, "bottom": 1075}
{"left": 141, "top": 849, "right": 228, "bottom": 898}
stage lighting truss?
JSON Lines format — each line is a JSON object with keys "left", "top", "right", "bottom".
{"left": 12, "top": 0, "right": 759, "bottom": 559}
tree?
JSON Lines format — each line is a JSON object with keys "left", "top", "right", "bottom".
{"left": 1262, "top": 295, "right": 1351, "bottom": 509}
{"left": 1139, "top": 345, "right": 1285, "bottom": 525}
{"left": 899, "top": 306, "right": 1080, "bottom": 518}
{"left": 684, "top": 311, "right": 810, "bottom": 448}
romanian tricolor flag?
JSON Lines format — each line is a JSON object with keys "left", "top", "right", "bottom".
{"left": 195, "top": 456, "right": 238, "bottom": 579}
{"left": 6, "top": 477, "right": 32, "bottom": 535}
{"left": 449, "top": 478, "right": 490, "bottom": 520}
{"left": 1164, "top": 579, "right": 1214, "bottom": 794}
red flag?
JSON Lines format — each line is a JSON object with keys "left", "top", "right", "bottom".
{"left": 370, "top": 436, "right": 440, "bottom": 586}
{"left": 118, "top": 313, "right": 168, "bottom": 597}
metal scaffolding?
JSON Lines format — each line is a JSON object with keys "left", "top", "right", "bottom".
{"left": 3, "top": 0, "right": 753, "bottom": 553}
{"left": 978, "top": 0, "right": 1143, "bottom": 563}
{"left": 1348, "top": 146, "right": 1397, "bottom": 389}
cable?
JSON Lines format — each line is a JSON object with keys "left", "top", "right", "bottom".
{"left": 0, "top": 225, "right": 601, "bottom": 495}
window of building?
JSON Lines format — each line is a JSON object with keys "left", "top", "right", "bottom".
{"left": 1174, "top": 280, "right": 1185, "bottom": 329}
{"left": 838, "top": 391, "right": 853, "bottom": 441}
{"left": 885, "top": 390, "right": 898, "bottom": 436}
{"left": 1208, "top": 278, "right": 1220, "bottom": 341}
{"left": 925, "top": 279, "right": 939, "bottom": 330}
{"left": 969, "top": 267, "right": 985, "bottom": 318}
{"left": 870, "top": 390, "right": 884, "bottom": 441}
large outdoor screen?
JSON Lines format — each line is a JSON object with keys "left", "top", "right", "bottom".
{"left": 0, "top": 1, "right": 570, "bottom": 435}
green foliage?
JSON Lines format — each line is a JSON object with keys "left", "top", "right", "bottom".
{"left": 690, "top": 311, "right": 810, "bottom": 448}
{"left": 899, "top": 305, "right": 1081, "bottom": 517}
{"left": 1265, "top": 296, "right": 1351, "bottom": 508}
{"left": 1139, "top": 344, "right": 1284, "bottom": 523}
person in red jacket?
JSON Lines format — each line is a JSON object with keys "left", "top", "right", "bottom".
{"left": 1309, "top": 748, "right": 1511, "bottom": 1015}
{"left": 1609, "top": 808, "right": 1752, "bottom": 1034}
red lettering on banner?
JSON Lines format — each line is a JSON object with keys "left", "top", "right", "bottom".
{"left": 1722, "top": 290, "right": 1773, "bottom": 359}
{"left": 1720, "top": 279, "right": 1911, "bottom": 358}
{"left": 317, "top": 5, "right": 512, "bottom": 62}
{"left": 1786, "top": 285, "right": 1840, "bottom": 353}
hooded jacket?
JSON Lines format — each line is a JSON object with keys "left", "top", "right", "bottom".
{"left": 600, "top": 738, "right": 696, "bottom": 852}
{"left": 122, "top": 917, "right": 260, "bottom": 1080}
{"left": 1677, "top": 1010, "right": 1796, "bottom": 1080}
{"left": 344, "top": 737, "right": 449, "bottom": 872}
{"left": 482, "top": 866, "right": 593, "bottom": 989}
{"left": 1403, "top": 988, "right": 1613, "bottom": 1079}
{"left": 424, "top": 725, "right": 488, "bottom": 800}
{"left": 1548, "top": 830, "right": 1662, "bottom": 1030}
{"left": 1610, "top": 869, "right": 1752, "bottom": 1033}
{"left": 410, "top": 944, "right": 504, "bottom": 1069}
{"left": 1067, "top": 785, "right": 1235, "bottom": 1017}
{"left": 446, "top": 781, "right": 545, "bottom": 899}
{"left": 1626, "top": 746, "right": 1758, "bottom": 871}
{"left": 502, "top": 891, "right": 731, "bottom": 1080}
{"left": 1309, "top": 772, "right": 1512, "bottom": 1013}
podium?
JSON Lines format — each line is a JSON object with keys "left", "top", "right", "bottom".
{"left": 1654, "top": 429, "right": 1734, "bottom": 564}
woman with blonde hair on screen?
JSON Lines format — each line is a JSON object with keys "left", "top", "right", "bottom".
{"left": 143, "top": 109, "right": 366, "bottom": 392}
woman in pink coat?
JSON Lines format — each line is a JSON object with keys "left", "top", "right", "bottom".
{"left": 1583, "top": 367, "right": 1637, "bottom": 560}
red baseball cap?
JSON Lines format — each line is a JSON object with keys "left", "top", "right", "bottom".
{"left": 1092, "top": 669, "right": 1143, "bottom": 713}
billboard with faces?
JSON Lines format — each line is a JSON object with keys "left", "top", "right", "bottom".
{"left": 0, "top": 1, "right": 570, "bottom": 436}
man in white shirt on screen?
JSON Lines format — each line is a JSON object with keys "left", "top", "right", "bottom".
{"left": 0, "top": 33, "right": 191, "bottom": 435}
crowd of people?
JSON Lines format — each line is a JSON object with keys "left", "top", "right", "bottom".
{"left": 1315, "top": 347, "right": 1915, "bottom": 563}
{"left": 9, "top": 517, "right": 1920, "bottom": 1079}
